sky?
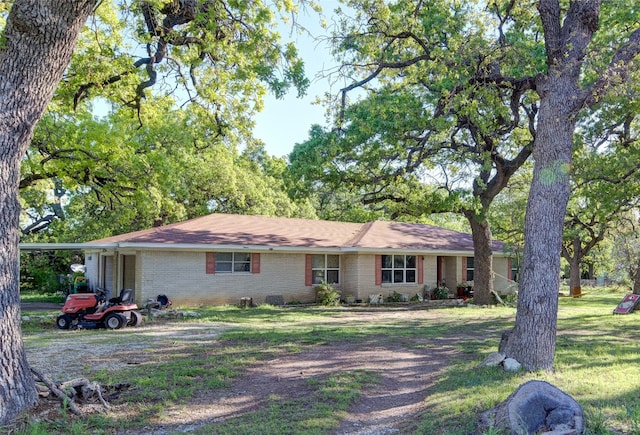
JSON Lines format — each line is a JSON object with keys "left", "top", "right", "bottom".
{"left": 253, "top": 2, "right": 344, "bottom": 159}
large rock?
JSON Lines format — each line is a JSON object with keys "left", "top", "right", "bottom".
{"left": 478, "top": 380, "right": 584, "bottom": 434}
{"left": 480, "top": 352, "right": 506, "bottom": 367}
{"left": 502, "top": 358, "right": 522, "bottom": 372}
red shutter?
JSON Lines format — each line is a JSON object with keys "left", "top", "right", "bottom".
{"left": 252, "top": 253, "right": 261, "bottom": 274}
{"left": 507, "top": 258, "right": 512, "bottom": 280}
{"left": 206, "top": 252, "right": 216, "bottom": 274}
{"left": 375, "top": 255, "right": 382, "bottom": 286}
{"left": 418, "top": 255, "right": 424, "bottom": 285}
{"left": 461, "top": 256, "right": 467, "bottom": 282}
{"left": 436, "top": 256, "right": 442, "bottom": 283}
{"left": 305, "top": 254, "right": 313, "bottom": 286}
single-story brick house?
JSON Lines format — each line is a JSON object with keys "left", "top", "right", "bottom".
{"left": 78, "top": 213, "right": 515, "bottom": 306}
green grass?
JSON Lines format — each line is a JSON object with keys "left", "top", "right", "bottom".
{"left": 19, "top": 290, "right": 65, "bottom": 304}
{"left": 12, "top": 286, "right": 640, "bottom": 434}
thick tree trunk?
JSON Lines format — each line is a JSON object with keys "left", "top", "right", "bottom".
{"left": 468, "top": 215, "right": 494, "bottom": 305}
{"left": 499, "top": 0, "right": 608, "bottom": 372}
{"left": 566, "top": 237, "right": 582, "bottom": 297}
{"left": 0, "top": 0, "right": 95, "bottom": 424}
{"left": 500, "top": 86, "right": 576, "bottom": 371}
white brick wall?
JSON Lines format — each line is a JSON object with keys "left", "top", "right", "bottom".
{"left": 84, "top": 252, "right": 99, "bottom": 290}
{"left": 493, "top": 257, "right": 517, "bottom": 295}
{"left": 85, "top": 249, "right": 516, "bottom": 306}
{"left": 138, "top": 251, "right": 316, "bottom": 305}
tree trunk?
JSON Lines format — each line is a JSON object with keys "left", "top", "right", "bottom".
{"left": 498, "top": 0, "right": 608, "bottom": 371}
{"left": 566, "top": 237, "right": 582, "bottom": 297}
{"left": 633, "top": 256, "right": 640, "bottom": 294}
{"left": 468, "top": 214, "right": 494, "bottom": 305}
{"left": 0, "top": 0, "right": 95, "bottom": 424}
{"left": 568, "top": 255, "right": 582, "bottom": 297}
{"left": 500, "top": 83, "right": 576, "bottom": 371}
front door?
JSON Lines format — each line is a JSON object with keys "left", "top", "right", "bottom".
{"left": 121, "top": 255, "right": 136, "bottom": 291}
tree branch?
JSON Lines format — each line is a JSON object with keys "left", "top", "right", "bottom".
{"left": 583, "top": 26, "right": 640, "bottom": 108}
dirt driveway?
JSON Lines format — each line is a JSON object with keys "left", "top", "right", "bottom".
{"left": 24, "top": 309, "right": 466, "bottom": 434}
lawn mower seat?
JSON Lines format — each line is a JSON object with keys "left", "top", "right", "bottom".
{"left": 110, "top": 288, "right": 134, "bottom": 305}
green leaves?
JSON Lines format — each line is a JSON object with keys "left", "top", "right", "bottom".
{"left": 20, "top": 96, "right": 313, "bottom": 240}
{"left": 15, "top": 0, "right": 323, "bottom": 240}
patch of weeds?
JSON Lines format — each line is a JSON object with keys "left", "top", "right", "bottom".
{"left": 119, "top": 360, "right": 230, "bottom": 401}
{"left": 314, "top": 369, "right": 378, "bottom": 407}
{"left": 409, "top": 343, "right": 439, "bottom": 350}
{"left": 415, "top": 360, "right": 522, "bottom": 434}
{"left": 20, "top": 317, "right": 57, "bottom": 333}
{"left": 316, "top": 282, "right": 341, "bottom": 307}
{"left": 585, "top": 407, "right": 613, "bottom": 434}
{"left": 17, "top": 416, "right": 110, "bottom": 435}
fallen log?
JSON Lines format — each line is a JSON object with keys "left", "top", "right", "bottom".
{"left": 31, "top": 368, "right": 110, "bottom": 414}
{"left": 31, "top": 367, "right": 83, "bottom": 416}
{"left": 60, "top": 377, "right": 110, "bottom": 409}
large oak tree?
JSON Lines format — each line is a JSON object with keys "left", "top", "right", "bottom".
{"left": 313, "top": 0, "right": 640, "bottom": 370}
{"left": 291, "top": 1, "right": 538, "bottom": 304}
{"left": 20, "top": 105, "right": 315, "bottom": 241}
{"left": 500, "top": 0, "right": 640, "bottom": 370}
{"left": 1, "top": 0, "right": 314, "bottom": 423}
{"left": 0, "top": 0, "right": 97, "bottom": 423}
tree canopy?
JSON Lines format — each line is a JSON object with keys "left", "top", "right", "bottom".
{"left": 20, "top": 99, "right": 316, "bottom": 242}
{"left": 290, "top": 0, "right": 541, "bottom": 303}
{"left": 292, "top": 0, "right": 640, "bottom": 370}
{"left": 17, "top": 0, "right": 322, "bottom": 241}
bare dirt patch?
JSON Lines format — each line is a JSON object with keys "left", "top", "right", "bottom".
{"left": 24, "top": 309, "right": 468, "bottom": 434}
{"left": 26, "top": 322, "right": 231, "bottom": 381}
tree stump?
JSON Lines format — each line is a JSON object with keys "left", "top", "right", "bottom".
{"left": 478, "top": 380, "right": 584, "bottom": 434}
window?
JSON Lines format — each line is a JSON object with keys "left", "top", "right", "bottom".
{"left": 312, "top": 254, "right": 339, "bottom": 284}
{"left": 510, "top": 259, "right": 519, "bottom": 282}
{"left": 381, "top": 255, "right": 416, "bottom": 284}
{"left": 216, "top": 252, "right": 252, "bottom": 273}
{"left": 466, "top": 257, "right": 474, "bottom": 282}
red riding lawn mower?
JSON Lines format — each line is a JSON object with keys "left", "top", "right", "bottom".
{"left": 56, "top": 288, "right": 143, "bottom": 330}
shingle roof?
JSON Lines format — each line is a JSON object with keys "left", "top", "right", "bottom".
{"left": 90, "top": 213, "right": 505, "bottom": 253}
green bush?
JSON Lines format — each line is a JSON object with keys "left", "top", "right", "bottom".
{"left": 20, "top": 251, "right": 78, "bottom": 294}
{"left": 386, "top": 291, "right": 404, "bottom": 303}
{"left": 316, "top": 282, "right": 341, "bottom": 306}
{"left": 433, "top": 285, "right": 450, "bottom": 300}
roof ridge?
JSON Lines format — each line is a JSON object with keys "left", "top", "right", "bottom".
{"left": 346, "top": 221, "right": 375, "bottom": 247}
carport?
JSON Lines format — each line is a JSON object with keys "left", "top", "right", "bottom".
{"left": 19, "top": 242, "right": 120, "bottom": 299}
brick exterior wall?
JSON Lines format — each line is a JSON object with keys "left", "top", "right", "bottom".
{"left": 85, "top": 249, "right": 517, "bottom": 306}
{"left": 83, "top": 252, "right": 99, "bottom": 291}
{"left": 137, "top": 251, "right": 316, "bottom": 305}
